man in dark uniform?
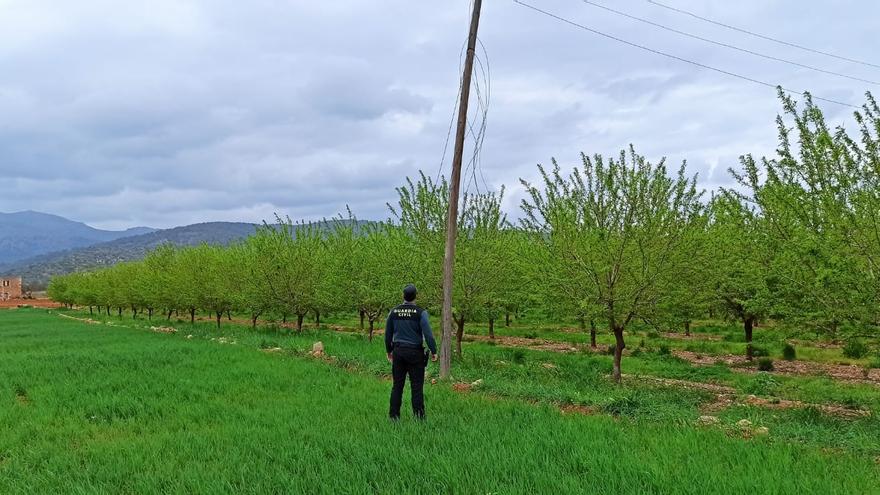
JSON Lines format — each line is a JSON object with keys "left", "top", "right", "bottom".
{"left": 385, "top": 284, "right": 437, "bottom": 420}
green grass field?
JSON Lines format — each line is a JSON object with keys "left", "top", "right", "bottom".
{"left": 1, "top": 309, "right": 879, "bottom": 494}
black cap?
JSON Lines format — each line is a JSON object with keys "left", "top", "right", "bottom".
{"left": 403, "top": 284, "right": 417, "bottom": 302}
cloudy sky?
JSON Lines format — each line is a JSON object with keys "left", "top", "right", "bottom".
{"left": 1, "top": 0, "right": 878, "bottom": 230}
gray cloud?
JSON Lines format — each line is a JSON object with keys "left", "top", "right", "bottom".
{"left": 0, "top": 0, "right": 877, "bottom": 229}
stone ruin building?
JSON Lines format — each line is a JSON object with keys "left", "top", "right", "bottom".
{"left": 1, "top": 276, "right": 22, "bottom": 301}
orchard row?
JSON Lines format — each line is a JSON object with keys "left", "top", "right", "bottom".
{"left": 49, "top": 91, "right": 880, "bottom": 380}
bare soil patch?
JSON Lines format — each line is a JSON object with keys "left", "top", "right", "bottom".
{"left": 632, "top": 373, "right": 872, "bottom": 419}
{"left": 672, "top": 350, "right": 749, "bottom": 366}
{"left": 700, "top": 394, "right": 737, "bottom": 413}
{"left": 559, "top": 404, "right": 599, "bottom": 415}
{"left": 660, "top": 332, "right": 723, "bottom": 341}
{"left": 673, "top": 350, "right": 880, "bottom": 386}
{"left": 742, "top": 395, "right": 870, "bottom": 419}
{"left": 626, "top": 374, "right": 736, "bottom": 394}
{"left": 452, "top": 383, "right": 472, "bottom": 393}
{"left": 465, "top": 334, "right": 581, "bottom": 353}
{"left": 700, "top": 392, "right": 870, "bottom": 419}
{"left": 0, "top": 298, "right": 61, "bottom": 309}
{"left": 787, "top": 339, "right": 842, "bottom": 349}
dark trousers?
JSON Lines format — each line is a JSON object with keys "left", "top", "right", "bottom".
{"left": 389, "top": 346, "right": 426, "bottom": 419}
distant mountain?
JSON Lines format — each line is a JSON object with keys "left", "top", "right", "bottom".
{"left": 0, "top": 210, "right": 156, "bottom": 265}
{"left": 0, "top": 222, "right": 261, "bottom": 289}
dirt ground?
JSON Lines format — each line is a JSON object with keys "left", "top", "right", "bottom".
{"left": 626, "top": 374, "right": 870, "bottom": 419}
{"left": 673, "top": 350, "right": 880, "bottom": 386}
{"left": 699, "top": 391, "right": 871, "bottom": 419}
{"left": 0, "top": 298, "right": 61, "bottom": 309}
{"left": 464, "top": 334, "right": 582, "bottom": 352}
{"left": 660, "top": 332, "right": 723, "bottom": 341}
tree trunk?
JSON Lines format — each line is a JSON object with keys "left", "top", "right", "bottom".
{"left": 488, "top": 318, "right": 495, "bottom": 339}
{"left": 167, "top": 309, "right": 174, "bottom": 321}
{"left": 590, "top": 319, "right": 597, "bottom": 349}
{"left": 296, "top": 314, "right": 304, "bottom": 332}
{"left": 89, "top": 306, "right": 93, "bottom": 315}
{"left": 505, "top": 312, "right": 511, "bottom": 327}
{"left": 369, "top": 319, "right": 375, "bottom": 341}
{"left": 360, "top": 310, "right": 365, "bottom": 330}
{"left": 315, "top": 310, "right": 321, "bottom": 327}
{"left": 106, "top": 306, "right": 111, "bottom": 316}
{"left": 131, "top": 306, "right": 137, "bottom": 320}
{"left": 282, "top": 314, "right": 288, "bottom": 324}
{"left": 684, "top": 321, "right": 691, "bottom": 337}
{"left": 216, "top": 311, "right": 222, "bottom": 329}
{"left": 226, "top": 310, "right": 232, "bottom": 321}
{"left": 455, "top": 316, "right": 465, "bottom": 356}
{"left": 147, "top": 308, "right": 153, "bottom": 320}
{"left": 190, "top": 308, "right": 196, "bottom": 324}
{"left": 118, "top": 307, "right": 122, "bottom": 317}
{"left": 252, "top": 314, "right": 259, "bottom": 328}
{"left": 744, "top": 316, "right": 754, "bottom": 360}
{"left": 612, "top": 326, "right": 626, "bottom": 383}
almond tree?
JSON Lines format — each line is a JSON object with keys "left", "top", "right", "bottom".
{"left": 72, "top": 272, "right": 100, "bottom": 314}
{"left": 735, "top": 90, "right": 880, "bottom": 336}
{"left": 186, "top": 244, "right": 236, "bottom": 329}
{"left": 118, "top": 261, "right": 150, "bottom": 319}
{"left": 171, "top": 246, "right": 209, "bottom": 324}
{"left": 707, "top": 194, "right": 773, "bottom": 358}
{"left": 657, "top": 215, "right": 712, "bottom": 336}
{"left": 331, "top": 216, "right": 404, "bottom": 340}
{"left": 521, "top": 146, "right": 703, "bottom": 382}
{"left": 47, "top": 274, "right": 73, "bottom": 308}
{"left": 847, "top": 94, "right": 880, "bottom": 328}
{"left": 451, "top": 189, "right": 516, "bottom": 353}
{"left": 228, "top": 242, "right": 272, "bottom": 328}
{"left": 388, "top": 173, "right": 449, "bottom": 310}
{"left": 483, "top": 228, "right": 531, "bottom": 339}
{"left": 390, "top": 174, "right": 518, "bottom": 355}
{"left": 530, "top": 225, "right": 604, "bottom": 348}
{"left": 102, "top": 264, "right": 132, "bottom": 317}
{"left": 140, "top": 244, "right": 179, "bottom": 321}
{"left": 249, "top": 218, "right": 325, "bottom": 332}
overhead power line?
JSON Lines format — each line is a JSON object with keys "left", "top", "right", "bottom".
{"left": 581, "top": 0, "right": 880, "bottom": 87}
{"left": 646, "top": 0, "right": 880, "bottom": 70}
{"left": 436, "top": 39, "right": 467, "bottom": 185}
{"left": 511, "top": 0, "right": 857, "bottom": 109}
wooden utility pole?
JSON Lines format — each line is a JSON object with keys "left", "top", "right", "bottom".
{"left": 440, "top": 0, "right": 483, "bottom": 380}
